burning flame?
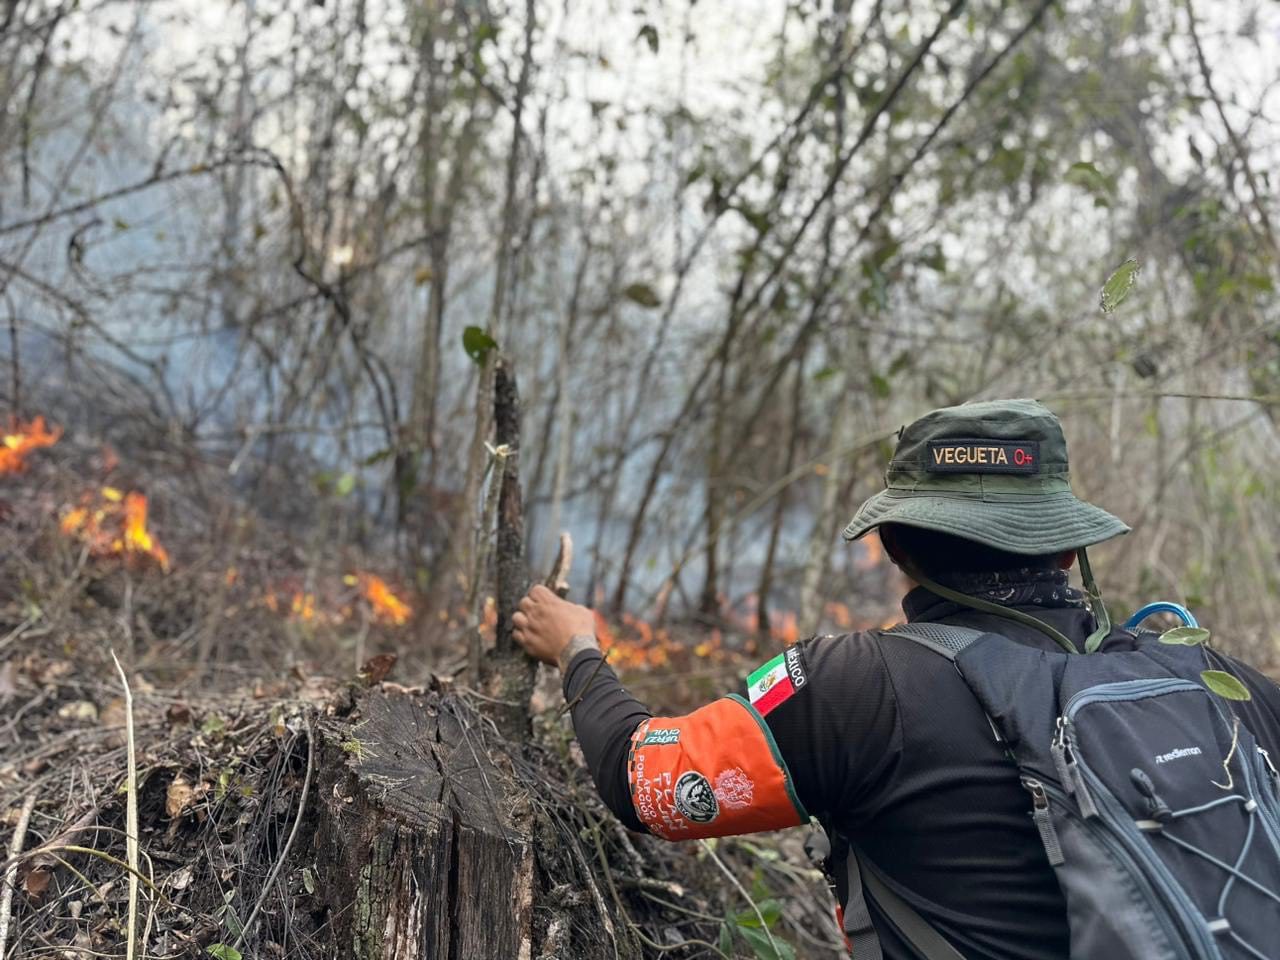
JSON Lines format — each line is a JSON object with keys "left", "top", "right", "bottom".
{"left": 592, "top": 532, "right": 897, "bottom": 673}
{"left": 291, "top": 592, "right": 317, "bottom": 622}
{"left": 121, "top": 492, "right": 169, "bottom": 569}
{"left": 257, "top": 572, "right": 413, "bottom": 628}
{"left": 362, "top": 574, "right": 412, "bottom": 626}
{"left": 60, "top": 487, "right": 169, "bottom": 572}
{"left": 1, "top": 416, "right": 60, "bottom": 474}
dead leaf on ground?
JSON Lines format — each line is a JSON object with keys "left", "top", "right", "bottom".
{"left": 57, "top": 700, "right": 98, "bottom": 723}
{"left": 165, "top": 775, "right": 209, "bottom": 819}
{"left": 166, "top": 864, "right": 194, "bottom": 891}
{"left": 358, "top": 653, "right": 397, "bottom": 685}
{"left": 22, "top": 655, "right": 73, "bottom": 685}
{"left": 166, "top": 702, "right": 192, "bottom": 724}
{"left": 21, "top": 861, "right": 53, "bottom": 900}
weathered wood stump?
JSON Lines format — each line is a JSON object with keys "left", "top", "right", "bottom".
{"left": 314, "top": 689, "right": 534, "bottom": 959}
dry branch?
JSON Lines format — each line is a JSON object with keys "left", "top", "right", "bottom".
{"left": 109, "top": 650, "right": 139, "bottom": 960}
{"left": 544, "top": 532, "right": 573, "bottom": 598}
{"left": 0, "top": 793, "right": 36, "bottom": 958}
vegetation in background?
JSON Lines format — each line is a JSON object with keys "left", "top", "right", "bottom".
{"left": 2, "top": 0, "right": 1278, "bottom": 665}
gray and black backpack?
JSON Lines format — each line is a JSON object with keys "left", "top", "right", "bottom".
{"left": 827, "top": 622, "right": 1280, "bottom": 960}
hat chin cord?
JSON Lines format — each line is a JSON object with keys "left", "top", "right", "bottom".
{"left": 903, "top": 548, "right": 1113, "bottom": 656}
{"left": 1075, "top": 546, "right": 1113, "bottom": 653}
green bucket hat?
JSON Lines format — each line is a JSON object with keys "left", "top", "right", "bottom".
{"left": 843, "top": 398, "right": 1130, "bottom": 555}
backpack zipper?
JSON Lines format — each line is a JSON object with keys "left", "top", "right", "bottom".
{"left": 1032, "top": 777, "right": 1193, "bottom": 960}
{"left": 1051, "top": 717, "right": 1098, "bottom": 818}
{"left": 1020, "top": 777, "right": 1065, "bottom": 866}
{"left": 1064, "top": 677, "right": 1202, "bottom": 717}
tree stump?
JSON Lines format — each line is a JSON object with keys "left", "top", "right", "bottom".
{"left": 314, "top": 689, "right": 535, "bottom": 959}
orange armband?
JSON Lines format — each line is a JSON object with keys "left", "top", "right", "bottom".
{"left": 626, "top": 695, "right": 808, "bottom": 840}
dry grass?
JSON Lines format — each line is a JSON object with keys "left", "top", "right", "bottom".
{"left": 0, "top": 436, "right": 843, "bottom": 959}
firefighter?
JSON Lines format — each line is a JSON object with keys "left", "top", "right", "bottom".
{"left": 513, "top": 399, "right": 1280, "bottom": 959}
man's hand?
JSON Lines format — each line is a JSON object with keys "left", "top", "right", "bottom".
{"left": 512, "top": 584, "right": 599, "bottom": 669}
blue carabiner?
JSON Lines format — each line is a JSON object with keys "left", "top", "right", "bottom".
{"left": 1124, "top": 602, "right": 1199, "bottom": 630}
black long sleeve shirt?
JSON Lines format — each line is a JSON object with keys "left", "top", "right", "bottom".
{"left": 563, "top": 586, "right": 1280, "bottom": 960}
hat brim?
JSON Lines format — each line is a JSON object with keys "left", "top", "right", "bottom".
{"left": 842, "top": 491, "right": 1130, "bottom": 555}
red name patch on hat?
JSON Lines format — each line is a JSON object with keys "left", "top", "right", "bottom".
{"left": 926, "top": 439, "right": 1040, "bottom": 474}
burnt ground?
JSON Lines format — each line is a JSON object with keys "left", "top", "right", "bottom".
{"left": 0, "top": 431, "right": 844, "bottom": 959}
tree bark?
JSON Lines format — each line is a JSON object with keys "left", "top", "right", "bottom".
{"left": 314, "top": 690, "right": 535, "bottom": 960}
{"left": 483, "top": 359, "right": 535, "bottom": 739}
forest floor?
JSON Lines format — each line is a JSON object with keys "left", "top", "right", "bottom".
{"left": 0, "top": 422, "right": 847, "bottom": 959}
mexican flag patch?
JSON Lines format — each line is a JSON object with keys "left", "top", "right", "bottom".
{"left": 746, "top": 646, "right": 807, "bottom": 716}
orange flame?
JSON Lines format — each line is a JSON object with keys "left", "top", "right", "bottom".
{"left": 120, "top": 492, "right": 169, "bottom": 571}
{"left": 60, "top": 487, "right": 169, "bottom": 571}
{"left": 1, "top": 416, "right": 60, "bottom": 474}
{"left": 290, "top": 592, "right": 317, "bottom": 622}
{"left": 362, "top": 574, "right": 411, "bottom": 626}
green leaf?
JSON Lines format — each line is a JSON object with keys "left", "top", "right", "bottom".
{"left": 201, "top": 714, "right": 226, "bottom": 736}
{"left": 207, "top": 946, "right": 242, "bottom": 960}
{"left": 1201, "top": 670, "right": 1252, "bottom": 701}
{"left": 718, "top": 922, "right": 733, "bottom": 956}
{"left": 636, "top": 23, "right": 659, "bottom": 53}
{"left": 623, "top": 282, "right": 662, "bottom": 309}
{"left": 362, "top": 448, "right": 395, "bottom": 467}
{"left": 813, "top": 366, "right": 838, "bottom": 382}
{"left": 1064, "top": 161, "right": 1112, "bottom": 200}
{"left": 334, "top": 473, "right": 356, "bottom": 498}
{"left": 1159, "top": 626, "right": 1210, "bottom": 646}
{"left": 736, "top": 924, "right": 796, "bottom": 960}
{"left": 1100, "top": 258, "right": 1141, "bottom": 314}
{"left": 302, "top": 866, "right": 317, "bottom": 895}
{"left": 462, "top": 326, "right": 498, "bottom": 365}
{"left": 870, "top": 373, "right": 892, "bottom": 398}
{"left": 732, "top": 899, "right": 782, "bottom": 928}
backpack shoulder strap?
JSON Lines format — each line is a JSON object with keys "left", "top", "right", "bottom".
{"left": 883, "top": 622, "right": 987, "bottom": 661}
{"left": 842, "top": 847, "right": 968, "bottom": 960}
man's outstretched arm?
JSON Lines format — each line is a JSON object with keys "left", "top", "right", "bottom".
{"left": 514, "top": 585, "right": 813, "bottom": 840}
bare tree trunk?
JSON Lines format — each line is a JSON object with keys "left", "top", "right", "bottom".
{"left": 482, "top": 360, "right": 535, "bottom": 739}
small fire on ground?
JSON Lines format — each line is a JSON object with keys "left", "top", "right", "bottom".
{"left": 61, "top": 487, "right": 171, "bottom": 572}
{"left": 1, "top": 416, "right": 61, "bottom": 474}
{"left": 260, "top": 573, "right": 414, "bottom": 629}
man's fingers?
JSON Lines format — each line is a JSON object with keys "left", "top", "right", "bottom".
{"left": 512, "top": 610, "right": 528, "bottom": 629}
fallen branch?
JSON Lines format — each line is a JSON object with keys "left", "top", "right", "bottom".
{"left": 0, "top": 793, "right": 36, "bottom": 958}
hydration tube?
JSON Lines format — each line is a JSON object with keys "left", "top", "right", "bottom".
{"left": 1124, "top": 602, "right": 1199, "bottom": 630}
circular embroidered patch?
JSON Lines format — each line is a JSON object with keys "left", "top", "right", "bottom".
{"left": 674, "top": 771, "right": 720, "bottom": 823}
